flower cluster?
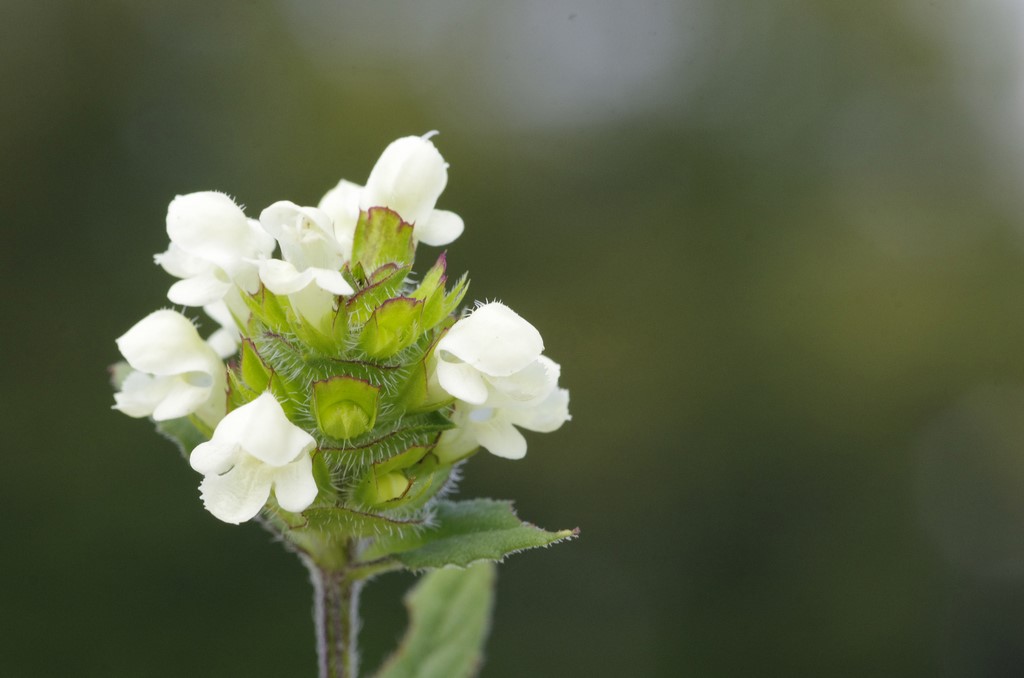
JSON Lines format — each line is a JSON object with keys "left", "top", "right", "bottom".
{"left": 113, "top": 134, "right": 570, "bottom": 527}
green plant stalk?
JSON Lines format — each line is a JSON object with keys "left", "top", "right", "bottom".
{"left": 304, "top": 548, "right": 363, "bottom": 678}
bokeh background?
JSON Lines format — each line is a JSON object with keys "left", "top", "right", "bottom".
{"left": 6, "top": 1, "right": 1024, "bottom": 675}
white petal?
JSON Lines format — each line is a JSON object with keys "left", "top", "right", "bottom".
{"left": 190, "top": 438, "right": 238, "bottom": 476}
{"left": 506, "top": 388, "right": 571, "bottom": 433}
{"left": 271, "top": 454, "right": 318, "bottom": 512}
{"left": 416, "top": 209, "right": 464, "bottom": 246}
{"left": 167, "top": 273, "right": 233, "bottom": 306}
{"left": 112, "top": 371, "right": 172, "bottom": 418}
{"left": 203, "top": 300, "right": 241, "bottom": 357}
{"left": 259, "top": 259, "right": 314, "bottom": 295}
{"left": 473, "top": 413, "right": 528, "bottom": 460}
{"left": 151, "top": 376, "right": 215, "bottom": 421}
{"left": 206, "top": 328, "right": 238, "bottom": 358}
{"left": 361, "top": 135, "right": 448, "bottom": 226}
{"left": 260, "top": 201, "right": 344, "bottom": 271}
{"left": 198, "top": 458, "right": 273, "bottom": 524}
{"left": 436, "top": 359, "right": 490, "bottom": 405}
{"left": 433, "top": 418, "right": 481, "bottom": 463}
{"left": 245, "top": 218, "right": 278, "bottom": 259}
{"left": 438, "top": 303, "right": 544, "bottom": 377}
{"left": 310, "top": 267, "right": 354, "bottom": 296}
{"left": 218, "top": 393, "right": 315, "bottom": 467}
{"left": 486, "top": 356, "right": 559, "bottom": 406}
{"left": 116, "top": 310, "right": 222, "bottom": 377}
{"left": 154, "top": 243, "right": 208, "bottom": 279}
{"left": 166, "top": 192, "right": 255, "bottom": 276}
{"left": 203, "top": 300, "right": 235, "bottom": 330}
{"left": 318, "top": 179, "right": 362, "bottom": 254}
{"left": 288, "top": 284, "right": 337, "bottom": 333}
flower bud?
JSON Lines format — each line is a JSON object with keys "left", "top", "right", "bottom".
{"left": 361, "top": 134, "right": 464, "bottom": 246}
{"left": 156, "top": 192, "right": 275, "bottom": 305}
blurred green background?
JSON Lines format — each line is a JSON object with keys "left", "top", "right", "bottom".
{"left": 6, "top": 1, "right": 1024, "bottom": 675}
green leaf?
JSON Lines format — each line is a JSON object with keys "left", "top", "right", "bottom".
{"left": 374, "top": 562, "right": 496, "bottom": 678}
{"left": 363, "top": 499, "right": 578, "bottom": 569}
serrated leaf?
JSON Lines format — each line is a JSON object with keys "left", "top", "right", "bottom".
{"left": 362, "top": 499, "right": 578, "bottom": 569}
{"left": 374, "top": 562, "right": 496, "bottom": 678}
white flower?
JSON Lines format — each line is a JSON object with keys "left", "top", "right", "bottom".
{"left": 433, "top": 302, "right": 557, "bottom": 406}
{"left": 155, "top": 192, "right": 276, "bottom": 306}
{"left": 257, "top": 201, "right": 355, "bottom": 331}
{"left": 431, "top": 302, "right": 570, "bottom": 461}
{"left": 360, "top": 134, "right": 464, "bottom": 246}
{"left": 189, "top": 392, "right": 318, "bottom": 524}
{"left": 436, "top": 388, "right": 571, "bottom": 461}
{"left": 317, "top": 179, "right": 362, "bottom": 261}
{"left": 113, "top": 309, "right": 226, "bottom": 427}
{"left": 202, "top": 290, "right": 246, "bottom": 358}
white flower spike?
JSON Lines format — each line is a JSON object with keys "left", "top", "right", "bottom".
{"left": 189, "top": 392, "right": 318, "bottom": 524}
{"left": 113, "top": 309, "right": 227, "bottom": 427}
{"left": 361, "top": 134, "right": 465, "bottom": 246}
{"left": 155, "top": 191, "right": 276, "bottom": 306}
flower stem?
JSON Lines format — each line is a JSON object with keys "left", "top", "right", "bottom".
{"left": 305, "top": 557, "right": 363, "bottom": 678}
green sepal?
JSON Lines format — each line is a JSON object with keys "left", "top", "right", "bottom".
{"left": 286, "top": 302, "right": 342, "bottom": 357}
{"left": 360, "top": 471, "right": 413, "bottom": 505}
{"left": 108, "top": 361, "right": 132, "bottom": 390}
{"left": 439, "top": 273, "right": 469, "bottom": 324}
{"left": 227, "top": 368, "right": 257, "bottom": 409}
{"left": 353, "top": 445, "right": 429, "bottom": 507}
{"left": 376, "top": 444, "right": 432, "bottom": 476}
{"left": 351, "top": 207, "right": 415, "bottom": 273}
{"left": 313, "top": 376, "right": 380, "bottom": 440}
{"left": 410, "top": 253, "right": 470, "bottom": 332}
{"left": 386, "top": 454, "right": 452, "bottom": 513}
{"left": 410, "top": 253, "right": 447, "bottom": 328}
{"left": 329, "top": 299, "right": 349, "bottom": 348}
{"left": 346, "top": 264, "right": 411, "bottom": 325}
{"left": 360, "top": 499, "right": 579, "bottom": 569}
{"left": 359, "top": 297, "right": 424, "bottom": 358}
{"left": 391, "top": 322, "right": 455, "bottom": 414}
{"left": 239, "top": 339, "right": 271, "bottom": 391}
{"left": 242, "top": 286, "right": 289, "bottom": 333}
{"left": 310, "top": 452, "right": 337, "bottom": 502}
{"left": 319, "top": 411, "right": 453, "bottom": 465}
{"left": 373, "top": 562, "right": 496, "bottom": 678}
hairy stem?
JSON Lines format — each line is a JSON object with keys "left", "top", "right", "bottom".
{"left": 305, "top": 557, "right": 363, "bottom": 678}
